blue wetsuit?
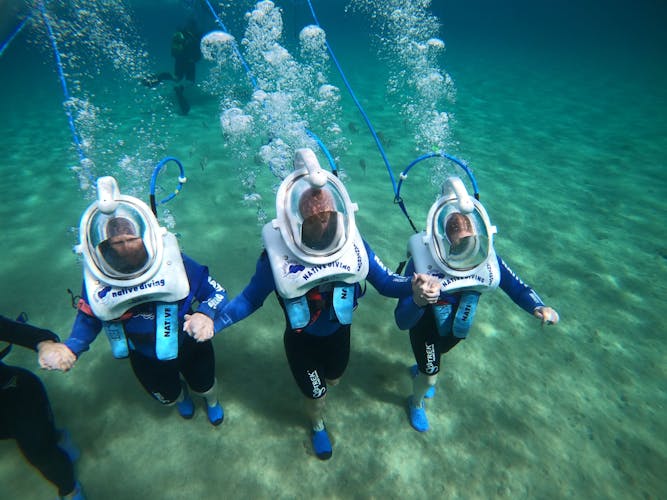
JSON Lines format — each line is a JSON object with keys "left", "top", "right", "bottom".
{"left": 395, "top": 256, "right": 545, "bottom": 375}
{"left": 218, "top": 240, "right": 413, "bottom": 398}
{"left": 65, "top": 254, "right": 228, "bottom": 404}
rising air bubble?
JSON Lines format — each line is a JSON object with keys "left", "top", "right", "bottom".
{"left": 299, "top": 25, "right": 326, "bottom": 52}
{"left": 200, "top": 31, "right": 236, "bottom": 62}
{"left": 427, "top": 38, "right": 445, "bottom": 50}
{"left": 220, "top": 107, "right": 254, "bottom": 135}
{"left": 318, "top": 84, "right": 340, "bottom": 101}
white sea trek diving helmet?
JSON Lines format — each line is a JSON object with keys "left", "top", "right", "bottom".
{"left": 424, "top": 176, "right": 497, "bottom": 277}
{"left": 76, "top": 176, "right": 165, "bottom": 287}
{"left": 273, "top": 148, "right": 358, "bottom": 265}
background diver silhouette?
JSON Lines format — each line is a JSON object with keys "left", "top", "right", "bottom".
{"left": 141, "top": 18, "right": 202, "bottom": 115}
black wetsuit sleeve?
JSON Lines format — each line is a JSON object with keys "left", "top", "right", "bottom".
{"left": 0, "top": 315, "right": 60, "bottom": 351}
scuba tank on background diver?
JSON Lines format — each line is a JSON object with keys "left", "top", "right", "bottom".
{"left": 75, "top": 176, "right": 189, "bottom": 359}
{"left": 262, "top": 148, "right": 370, "bottom": 329}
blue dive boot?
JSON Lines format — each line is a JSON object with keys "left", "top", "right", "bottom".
{"left": 57, "top": 429, "right": 80, "bottom": 463}
{"left": 72, "top": 481, "right": 86, "bottom": 500}
{"left": 407, "top": 396, "right": 430, "bottom": 432}
{"left": 206, "top": 402, "right": 224, "bottom": 426}
{"left": 311, "top": 428, "right": 333, "bottom": 460}
{"left": 410, "top": 364, "right": 435, "bottom": 398}
{"left": 176, "top": 393, "right": 195, "bottom": 419}
{"left": 58, "top": 481, "right": 85, "bottom": 500}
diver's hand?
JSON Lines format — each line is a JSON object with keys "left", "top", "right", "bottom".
{"left": 534, "top": 306, "right": 560, "bottom": 326}
{"left": 412, "top": 273, "right": 441, "bottom": 307}
{"left": 184, "top": 312, "right": 214, "bottom": 342}
{"left": 38, "top": 341, "right": 76, "bottom": 372}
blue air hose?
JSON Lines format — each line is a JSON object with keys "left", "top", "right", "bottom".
{"left": 0, "top": 13, "right": 32, "bottom": 57}
{"left": 201, "top": 0, "right": 337, "bottom": 173}
{"left": 202, "top": 0, "right": 259, "bottom": 90}
{"left": 306, "top": 3, "right": 479, "bottom": 234}
{"left": 395, "top": 152, "right": 479, "bottom": 232}
{"left": 397, "top": 152, "right": 479, "bottom": 202}
{"left": 150, "top": 157, "right": 187, "bottom": 215}
{"left": 304, "top": 0, "right": 422, "bottom": 230}
{"left": 37, "top": 1, "right": 94, "bottom": 185}
{"left": 306, "top": 130, "right": 338, "bottom": 176}
{"left": 305, "top": 0, "right": 397, "bottom": 192}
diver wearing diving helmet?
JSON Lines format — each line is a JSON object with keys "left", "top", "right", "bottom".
{"left": 198, "top": 148, "right": 435, "bottom": 460}
{"left": 396, "top": 176, "right": 560, "bottom": 432}
{"left": 39, "top": 177, "right": 229, "bottom": 426}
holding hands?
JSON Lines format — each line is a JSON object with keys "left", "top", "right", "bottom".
{"left": 37, "top": 341, "right": 77, "bottom": 371}
{"left": 411, "top": 273, "right": 441, "bottom": 307}
{"left": 183, "top": 312, "right": 215, "bottom": 342}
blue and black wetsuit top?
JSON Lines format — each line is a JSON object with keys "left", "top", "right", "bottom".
{"left": 395, "top": 255, "right": 545, "bottom": 331}
{"left": 65, "top": 254, "right": 228, "bottom": 359}
{"left": 217, "top": 240, "right": 413, "bottom": 337}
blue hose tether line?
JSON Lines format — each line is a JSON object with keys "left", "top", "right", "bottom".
{"left": 396, "top": 152, "right": 479, "bottom": 201}
{"left": 37, "top": 1, "right": 94, "bottom": 185}
{"left": 306, "top": 130, "right": 338, "bottom": 176}
{"left": 396, "top": 151, "right": 479, "bottom": 230}
{"left": 201, "top": 0, "right": 337, "bottom": 174}
{"left": 150, "top": 157, "right": 187, "bottom": 215}
{"left": 0, "top": 13, "right": 32, "bottom": 58}
{"left": 202, "top": 0, "right": 258, "bottom": 90}
{"left": 304, "top": 1, "right": 417, "bottom": 224}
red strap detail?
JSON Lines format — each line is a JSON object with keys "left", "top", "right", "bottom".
{"left": 309, "top": 308, "right": 323, "bottom": 325}
{"left": 77, "top": 298, "right": 133, "bottom": 321}
{"left": 293, "top": 289, "right": 326, "bottom": 333}
{"left": 303, "top": 288, "right": 324, "bottom": 329}
{"left": 77, "top": 298, "right": 95, "bottom": 317}
{"left": 306, "top": 289, "right": 323, "bottom": 301}
{"left": 118, "top": 311, "right": 134, "bottom": 321}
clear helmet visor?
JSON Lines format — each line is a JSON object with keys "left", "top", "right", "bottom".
{"left": 274, "top": 148, "right": 358, "bottom": 264}
{"left": 432, "top": 205, "right": 491, "bottom": 271}
{"left": 85, "top": 203, "right": 156, "bottom": 280}
{"left": 287, "top": 181, "right": 348, "bottom": 257}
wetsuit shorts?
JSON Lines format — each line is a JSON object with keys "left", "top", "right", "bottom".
{"left": 129, "top": 334, "right": 215, "bottom": 404}
{"left": 283, "top": 325, "right": 351, "bottom": 399}
{"left": 409, "top": 305, "right": 463, "bottom": 376}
